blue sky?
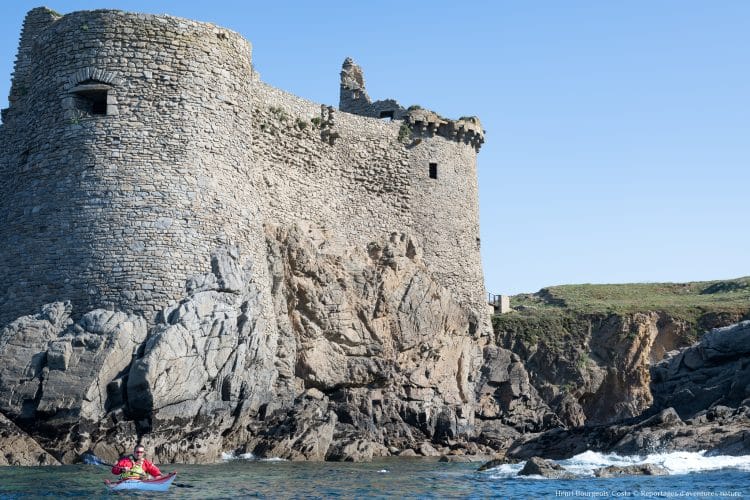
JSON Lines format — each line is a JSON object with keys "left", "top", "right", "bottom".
{"left": 1, "top": 1, "right": 748, "bottom": 295}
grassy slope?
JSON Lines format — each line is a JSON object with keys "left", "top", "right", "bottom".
{"left": 509, "top": 277, "right": 750, "bottom": 320}
{"left": 495, "top": 277, "right": 750, "bottom": 345}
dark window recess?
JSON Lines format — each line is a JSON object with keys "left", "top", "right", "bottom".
{"left": 379, "top": 110, "right": 394, "bottom": 119}
{"left": 71, "top": 80, "right": 110, "bottom": 116}
{"left": 429, "top": 162, "right": 438, "bottom": 179}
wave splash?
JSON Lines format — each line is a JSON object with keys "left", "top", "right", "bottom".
{"left": 221, "top": 451, "right": 288, "bottom": 462}
{"left": 485, "top": 450, "right": 750, "bottom": 479}
{"left": 221, "top": 451, "right": 256, "bottom": 461}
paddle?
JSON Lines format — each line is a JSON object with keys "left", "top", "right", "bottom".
{"left": 80, "top": 451, "right": 192, "bottom": 488}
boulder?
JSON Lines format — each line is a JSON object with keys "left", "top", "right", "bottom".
{"left": 478, "top": 457, "right": 511, "bottom": 471}
{"left": 594, "top": 464, "right": 669, "bottom": 477}
{"left": 519, "top": 456, "right": 576, "bottom": 479}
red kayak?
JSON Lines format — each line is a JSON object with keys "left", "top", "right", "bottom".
{"left": 105, "top": 472, "right": 177, "bottom": 491}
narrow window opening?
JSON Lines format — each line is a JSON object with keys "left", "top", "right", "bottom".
{"left": 71, "top": 80, "right": 110, "bottom": 116}
{"left": 379, "top": 110, "right": 394, "bottom": 120}
{"left": 429, "top": 162, "right": 438, "bottom": 179}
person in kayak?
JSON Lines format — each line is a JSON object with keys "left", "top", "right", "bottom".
{"left": 111, "top": 445, "right": 162, "bottom": 479}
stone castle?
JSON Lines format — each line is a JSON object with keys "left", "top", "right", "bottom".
{"left": 0, "top": 7, "right": 487, "bottom": 329}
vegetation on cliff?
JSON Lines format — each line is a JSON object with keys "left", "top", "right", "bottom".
{"left": 506, "top": 276, "right": 750, "bottom": 334}
{"left": 492, "top": 277, "right": 750, "bottom": 428}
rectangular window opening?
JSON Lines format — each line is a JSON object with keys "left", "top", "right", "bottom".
{"left": 379, "top": 110, "right": 394, "bottom": 120}
{"left": 429, "top": 162, "right": 438, "bottom": 179}
{"left": 71, "top": 82, "right": 111, "bottom": 116}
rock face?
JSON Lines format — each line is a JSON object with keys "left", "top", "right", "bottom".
{"left": 0, "top": 230, "right": 547, "bottom": 464}
{"left": 507, "top": 323, "right": 750, "bottom": 460}
{"left": 2, "top": 227, "right": 747, "bottom": 465}
{"left": 495, "top": 311, "right": 709, "bottom": 427}
{"left": 0, "top": 302, "right": 147, "bottom": 463}
{"left": 651, "top": 321, "right": 750, "bottom": 418}
{"left": 0, "top": 413, "right": 59, "bottom": 466}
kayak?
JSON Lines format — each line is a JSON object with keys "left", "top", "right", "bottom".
{"left": 104, "top": 472, "right": 177, "bottom": 491}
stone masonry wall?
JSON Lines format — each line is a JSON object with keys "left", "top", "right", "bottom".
{"left": 0, "top": 7, "right": 488, "bottom": 331}
{"left": 251, "top": 81, "right": 487, "bottom": 322}
{"left": 0, "top": 9, "right": 265, "bottom": 326}
{"left": 252, "top": 82, "right": 412, "bottom": 253}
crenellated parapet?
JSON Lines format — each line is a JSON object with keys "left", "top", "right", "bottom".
{"left": 339, "top": 58, "right": 484, "bottom": 151}
{"left": 404, "top": 108, "right": 485, "bottom": 151}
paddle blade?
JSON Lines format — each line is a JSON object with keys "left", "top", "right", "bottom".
{"left": 81, "top": 451, "right": 111, "bottom": 467}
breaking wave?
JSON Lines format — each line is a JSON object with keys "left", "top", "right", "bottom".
{"left": 220, "top": 451, "right": 256, "bottom": 461}
{"left": 484, "top": 450, "right": 750, "bottom": 479}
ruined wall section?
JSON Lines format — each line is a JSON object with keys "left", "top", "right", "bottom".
{"left": 252, "top": 82, "right": 413, "bottom": 253}
{"left": 0, "top": 10, "right": 264, "bottom": 326}
{"left": 339, "top": 57, "right": 408, "bottom": 120}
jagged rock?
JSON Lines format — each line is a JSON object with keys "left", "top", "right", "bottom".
{"left": 477, "top": 457, "right": 513, "bottom": 471}
{"left": 651, "top": 321, "right": 750, "bottom": 419}
{"left": 0, "top": 302, "right": 147, "bottom": 461}
{"left": 326, "top": 438, "right": 388, "bottom": 462}
{"left": 418, "top": 442, "right": 440, "bottom": 457}
{"left": 495, "top": 310, "right": 699, "bottom": 427}
{"left": 633, "top": 407, "right": 683, "bottom": 430}
{"left": 0, "top": 230, "right": 556, "bottom": 464}
{"left": 126, "top": 246, "right": 274, "bottom": 463}
{"left": 476, "top": 346, "right": 556, "bottom": 432}
{"left": 518, "top": 456, "right": 575, "bottom": 479}
{"left": 252, "top": 395, "right": 337, "bottom": 461}
{"left": 507, "top": 402, "right": 750, "bottom": 460}
{"left": 211, "top": 245, "right": 244, "bottom": 293}
{"left": 0, "top": 413, "right": 60, "bottom": 466}
{"left": 594, "top": 464, "right": 669, "bottom": 477}
{"left": 263, "top": 225, "right": 485, "bottom": 455}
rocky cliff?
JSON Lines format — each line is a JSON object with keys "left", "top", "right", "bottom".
{"left": 0, "top": 226, "right": 551, "bottom": 465}
{"left": 2, "top": 237, "right": 748, "bottom": 465}
{"left": 493, "top": 282, "right": 750, "bottom": 428}
{"left": 507, "top": 321, "right": 750, "bottom": 459}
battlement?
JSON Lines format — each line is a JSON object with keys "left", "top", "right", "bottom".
{"left": 339, "top": 58, "right": 485, "bottom": 151}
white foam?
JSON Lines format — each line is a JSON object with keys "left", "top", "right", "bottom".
{"left": 561, "top": 450, "right": 750, "bottom": 476}
{"left": 220, "top": 451, "right": 256, "bottom": 461}
{"left": 642, "top": 451, "right": 750, "bottom": 474}
{"left": 484, "top": 450, "right": 750, "bottom": 479}
{"left": 485, "top": 462, "right": 525, "bottom": 479}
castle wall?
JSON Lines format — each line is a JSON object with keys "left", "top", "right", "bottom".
{"left": 0, "top": 7, "right": 488, "bottom": 331}
{"left": 251, "top": 83, "right": 487, "bottom": 320}
{"left": 0, "top": 9, "right": 262, "bottom": 325}
{"left": 408, "top": 137, "right": 486, "bottom": 320}
{"left": 251, "top": 82, "right": 412, "bottom": 252}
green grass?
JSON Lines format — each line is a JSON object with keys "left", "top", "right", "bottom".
{"left": 510, "top": 277, "right": 750, "bottom": 320}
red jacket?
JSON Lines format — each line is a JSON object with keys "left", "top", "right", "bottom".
{"left": 111, "top": 455, "right": 162, "bottom": 477}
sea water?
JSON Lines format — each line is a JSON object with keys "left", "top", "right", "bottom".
{"left": 0, "top": 451, "right": 748, "bottom": 498}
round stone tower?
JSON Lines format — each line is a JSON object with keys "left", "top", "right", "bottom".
{"left": 0, "top": 8, "right": 259, "bottom": 324}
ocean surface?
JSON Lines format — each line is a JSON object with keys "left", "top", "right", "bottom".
{"left": 1, "top": 451, "right": 749, "bottom": 499}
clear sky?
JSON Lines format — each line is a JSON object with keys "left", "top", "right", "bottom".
{"left": 1, "top": 1, "right": 748, "bottom": 295}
